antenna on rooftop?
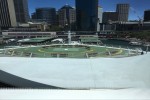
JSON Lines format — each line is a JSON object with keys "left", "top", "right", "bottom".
{"left": 130, "top": 7, "right": 144, "bottom": 30}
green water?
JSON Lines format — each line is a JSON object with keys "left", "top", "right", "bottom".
{"left": 102, "top": 39, "right": 150, "bottom": 51}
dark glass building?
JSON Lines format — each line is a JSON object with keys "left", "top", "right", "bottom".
{"left": 34, "top": 8, "right": 56, "bottom": 25}
{"left": 102, "top": 12, "right": 118, "bottom": 23}
{"left": 58, "top": 4, "right": 76, "bottom": 29}
{"left": 0, "top": 0, "right": 17, "bottom": 29}
{"left": 116, "top": 4, "right": 129, "bottom": 22}
{"left": 144, "top": 10, "right": 150, "bottom": 21}
{"left": 76, "top": 0, "right": 98, "bottom": 31}
{"left": 31, "top": 12, "right": 37, "bottom": 19}
{"left": 13, "top": 0, "right": 29, "bottom": 23}
{"left": 0, "top": 0, "right": 29, "bottom": 29}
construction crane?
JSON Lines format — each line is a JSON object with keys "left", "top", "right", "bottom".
{"left": 130, "top": 7, "right": 144, "bottom": 30}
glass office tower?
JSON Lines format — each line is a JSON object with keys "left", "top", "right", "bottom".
{"left": 116, "top": 4, "right": 129, "bottom": 22}
{"left": 58, "top": 5, "right": 76, "bottom": 29}
{"left": 35, "top": 8, "right": 57, "bottom": 25}
{"left": 13, "top": 0, "right": 29, "bottom": 23}
{"left": 76, "top": 0, "right": 98, "bottom": 31}
{"left": 144, "top": 10, "right": 150, "bottom": 21}
{"left": 0, "top": 0, "right": 17, "bottom": 29}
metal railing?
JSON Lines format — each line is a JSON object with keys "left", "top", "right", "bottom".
{"left": 0, "top": 44, "right": 145, "bottom": 58}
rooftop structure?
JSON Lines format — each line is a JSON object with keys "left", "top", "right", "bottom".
{"left": 18, "top": 37, "right": 54, "bottom": 44}
{"left": 2, "top": 31, "right": 56, "bottom": 38}
{"left": 79, "top": 36, "right": 102, "bottom": 44}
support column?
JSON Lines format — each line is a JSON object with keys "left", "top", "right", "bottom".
{"left": 86, "top": 53, "right": 89, "bottom": 58}
{"left": 30, "top": 53, "right": 33, "bottom": 58}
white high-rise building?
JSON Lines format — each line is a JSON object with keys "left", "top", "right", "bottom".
{"left": 97, "top": 6, "right": 103, "bottom": 31}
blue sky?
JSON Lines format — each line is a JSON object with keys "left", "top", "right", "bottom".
{"left": 28, "top": 0, "right": 150, "bottom": 20}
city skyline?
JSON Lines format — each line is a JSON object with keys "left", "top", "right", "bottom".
{"left": 28, "top": 0, "right": 150, "bottom": 20}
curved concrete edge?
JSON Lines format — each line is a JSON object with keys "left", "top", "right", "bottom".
{"left": 0, "top": 70, "right": 64, "bottom": 89}
{"left": 0, "top": 52, "right": 150, "bottom": 89}
{"left": 0, "top": 89, "right": 150, "bottom": 99}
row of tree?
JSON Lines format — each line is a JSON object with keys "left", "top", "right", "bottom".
{"left": 115, "top": 30, "right": 150, "bottom": 42}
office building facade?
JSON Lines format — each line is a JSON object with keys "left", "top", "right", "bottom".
{"left": 144, "top": 10, "right": 150, "bottom": 21}
{"left": 0, "top": 0, "right": 29, "bottom": 29}
{"left": 13, "top": 0, "right": 29, "bottom": 23}
{"left": 0, "top": 0, "right": 17, "bottom": 29}
{"left": 33, "top": 8, "right": 57, "bottom": 25}
{"left": 58, "top": 5, "right": 76, "bottom": 29}
{"left": 102, "top": 12, "right": 118, "bottom": 23}
{"left": 98, "top": 6, "right": 103, "bottom": 23}
{"left": 116, "top": 4, "right": 129, "bottom": 22}
{"left": 97, "top": 6, "right": 103, "bottom": 31}
{"left": 76, "top": 0, "right": 98, "bottom": 31}
{"left": 31, "top": 12, "right": 37, "bottom": 19}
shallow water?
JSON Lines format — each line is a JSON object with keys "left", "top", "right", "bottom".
{"left": 0, "top": 39, "right": 149, "bottom": 51}
{"left": 102, "top": 39, "right": 150, "bottom": 51}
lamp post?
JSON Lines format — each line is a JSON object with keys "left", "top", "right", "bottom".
{"left": 65, "top": 24, "right": 68, "bottom": 32}
{"left": 0, "top": 26, "right": 3, "bottom": 44}
{"left": 146, "top": 45, "right": 149, "bottom": 54}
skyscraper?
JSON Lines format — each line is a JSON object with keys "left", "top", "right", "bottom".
{"left": 144, "top": 10, "right": 150, "bottom": 21}
{"left": 31, "top": 12, "right": 37, "bottom": 19}
{"left": 116, "top": 4, "right": 129, "bottom": 22}
{"left": 58, "top": 4, "right": 76, "bottom": 29}
{"left": 97, "top": 6, "right": 103, "bottom": 31}
{"left": 102, "top": 12, "right": 118, "bottom": 23}
{"left": 33, "top": 8, "right": 56, "bottom": 25}
{"left": 0, "top": 0, "right": 17, "bottom": 29}
{"left": 0, "top": 0, "right": 30, "bottom": 29}
{"left": 76, "top": 0, "right": 98, "bottom": 31}
{"left": 13, "top": 0, "right": 29, "bottom": 23}
{"left": 98, "top": 6, "right": 103, "bottom": 24}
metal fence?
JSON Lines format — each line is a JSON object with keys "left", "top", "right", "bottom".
{"left": 0, "top": 44, "right": 145, "bottom": 58}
